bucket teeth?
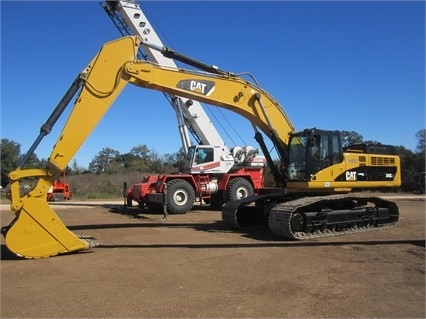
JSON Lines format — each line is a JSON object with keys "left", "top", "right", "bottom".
{"left": 78, "top": 235, "right": 102, "bottom": 248}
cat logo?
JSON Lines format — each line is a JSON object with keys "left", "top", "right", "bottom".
{"left": 346, "top": 171, "right": 357, "bottom": 181}
{"left": 177, "top": 80, "right": 215, "bottom": 96}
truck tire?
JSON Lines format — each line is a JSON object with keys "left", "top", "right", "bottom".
{"left": 226, "top": 177, "right": 254, "bottom": 202}
{"left": 166, "top": 179, "right": 196, "bottom": 214}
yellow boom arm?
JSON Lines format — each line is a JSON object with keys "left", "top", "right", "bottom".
{"left": 50, "top": 37, "right": 294, "bottom": 170}
{"left": 5, "top": 36, "right": 294, "bottom": 258}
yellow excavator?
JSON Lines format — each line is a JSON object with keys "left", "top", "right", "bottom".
{"left": 2, "top": 36, "right": 401, "bottom": 258}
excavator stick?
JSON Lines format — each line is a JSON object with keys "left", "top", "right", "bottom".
{"left": 3, "top": 169, "right": 90, "bottom": 258}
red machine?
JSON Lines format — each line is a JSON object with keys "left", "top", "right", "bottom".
{"left": 47, "top": 178, "right": 72, "bottom": 201}
{"left": 127, "top": 145, "right": 267, "bottom": 213}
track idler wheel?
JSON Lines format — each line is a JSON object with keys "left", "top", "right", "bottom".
{"left": 290, "top": 213, "right": 304, "bottom": 232}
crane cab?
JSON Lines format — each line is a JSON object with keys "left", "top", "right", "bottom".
{"left": 183, "top": 145, "right": 234, "bottom": 174}
{"left": 183, "top": 145, "right": 265, "bottom": 175}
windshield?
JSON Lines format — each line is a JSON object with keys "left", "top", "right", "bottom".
{"left": 184, "top": 146, "right": 214, "bottom": 169}
{"left": 193, "top": 147, "right": 214, "bottom": 165}
{"left": 287, "top": 136, "right": 308, "bottom": 181}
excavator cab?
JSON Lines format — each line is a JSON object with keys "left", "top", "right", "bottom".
{"left": 287, "top": 129, "right": 343, "bottom": 182}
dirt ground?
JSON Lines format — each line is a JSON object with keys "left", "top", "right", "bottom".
{"left": 1, "top": 195, "right": 425, "bottom": 318}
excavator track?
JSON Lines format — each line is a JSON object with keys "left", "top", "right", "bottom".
{"left": 222, "top": 192, "right": 291, "bottom": 228}
{"left": 268, "top": 194, "right": 399, "bottom": 240}
{"left": 222, "top": 193, "right": 399, "bottom": 240}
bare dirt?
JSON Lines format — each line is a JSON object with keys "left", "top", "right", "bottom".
{"left": 1, "top": 196, "right": 425, "bottom": 318}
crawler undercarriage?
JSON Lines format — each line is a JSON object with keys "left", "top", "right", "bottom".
{"left": 222, "top": 193, "right": 399, "bottom": 240}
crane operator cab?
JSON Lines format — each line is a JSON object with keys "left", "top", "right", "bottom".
{"left": 287, "top": 129, "right": 343, "bottom": 182}
{"left": 184, "top": 146, "right": 215, "bottom": 169}
{"left": 184, "top": 145, "right": 259, "bottom": 175}
{"left": 184, "top": 145, "right": 233, "bottom": 174}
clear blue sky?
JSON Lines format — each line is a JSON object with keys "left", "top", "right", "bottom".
{"left": 1, "top": 1, "right": 425, "bottom": 168}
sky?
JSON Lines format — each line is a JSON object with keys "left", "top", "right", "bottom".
{"left": 1, "top": 1, "right": 425, "bottom": 168}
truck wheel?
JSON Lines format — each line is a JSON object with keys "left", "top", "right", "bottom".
{"left": 226, "top": 178, "right": 254, "bottom": 202}
{"left": 166, "top": 179, "right": 196, "bottom": 214}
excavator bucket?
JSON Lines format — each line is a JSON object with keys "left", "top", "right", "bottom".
{"left": 3, "top": 168, "right": 90, "bottom": 259}
{"left": 4, "top": 196, "right": 89, "bottom": 259}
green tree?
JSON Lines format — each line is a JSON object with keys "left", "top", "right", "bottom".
{"left": 394, "top": 145, "right": 417, "bottom": 192}
{"left": 89, "top": 147, "right": 120, "bottom": 174}
{"left": 340, "top": 130, "right": 364, "bottom": 147}
{"left": 163, "top": 148, "right": 185, "bottom": 173}
{"left": 413, "top": 129, "right": 426, "bottom": 192}
{"left": 114, "top": 153, "right": 139, "bottom": 170}
{"left": 1, "top": 139, "right": 21, "bottom": 187}
{"left": 113, "top": 150, "right": 149, "bottom": 172}
{"left": 415, "top": 129, "right": 425, "bottom": 154}
{"left": 122, "top": 145, "right": 164, "bottom": 173}
{"left": 69, "top": 159, "right": 86, "bottom": 175}
{"left": 363, "top": 140, "right": 383, "bottom": 146}
{"left": 130, "top": 145, "right": 151, "bottom": 161}
{"left": 21, "top": 153, "right": 43, "bottom": 169}
{"left": 146, "top": 149, "right": 163, "bottom": 173}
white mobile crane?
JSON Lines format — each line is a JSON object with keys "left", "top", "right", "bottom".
{"left": 101, "top": 0, "right": 266, "bottom": 213}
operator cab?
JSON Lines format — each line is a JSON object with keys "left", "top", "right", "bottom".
{"left": 188, "top": 146, "right": 214, "bottom": 166}
{"left": 287, "top": 129, "right": 343, "bottom": 181}
{"left": 184, "top": 145, "right": 236, "bottom": 174}
{"left": 183, "top": 145, "right": 217, "bottom": 173}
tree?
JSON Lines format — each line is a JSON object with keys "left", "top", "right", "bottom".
{"left": 114, "top": 153, "right": 139, "bottom": 170}
{"left": 113, "top": 149, "right": 150, "bottom": 172}
{"left": 70, "top": 159, "right": 86, "bottom": 175}
{"left": 89, "top": 147, "right": 120, "bottom": 174}
{"left": 1, "top": 139, "right": 21, "bottom": 187}
{"left": 163, "top": 148, "right": 185, "bottom": 173}
{"left": 415, "top": 129, "right": 425, "bottom": 154}
{"left": 340, "top": 130, "right": 364, "bottom": 147}
{"left": 126, "top": 145, "right": 164, "bottom": 173}
{"left": 20, "top": 152, "right": 43, "bottom": 170}
{"left": 130, "top": 145, "right": 151, "bottom": 161}
{"left": 146, "top": 149, "right": 163, "bottom": 173}
{"left": 394, "top": 145, "right": 417, "bottom": 192}
{"left": 363, "top": 140, "right": 383, "bottom": 146}
{"left": 414, "top": 129, "right": 425, "bottom": 190}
